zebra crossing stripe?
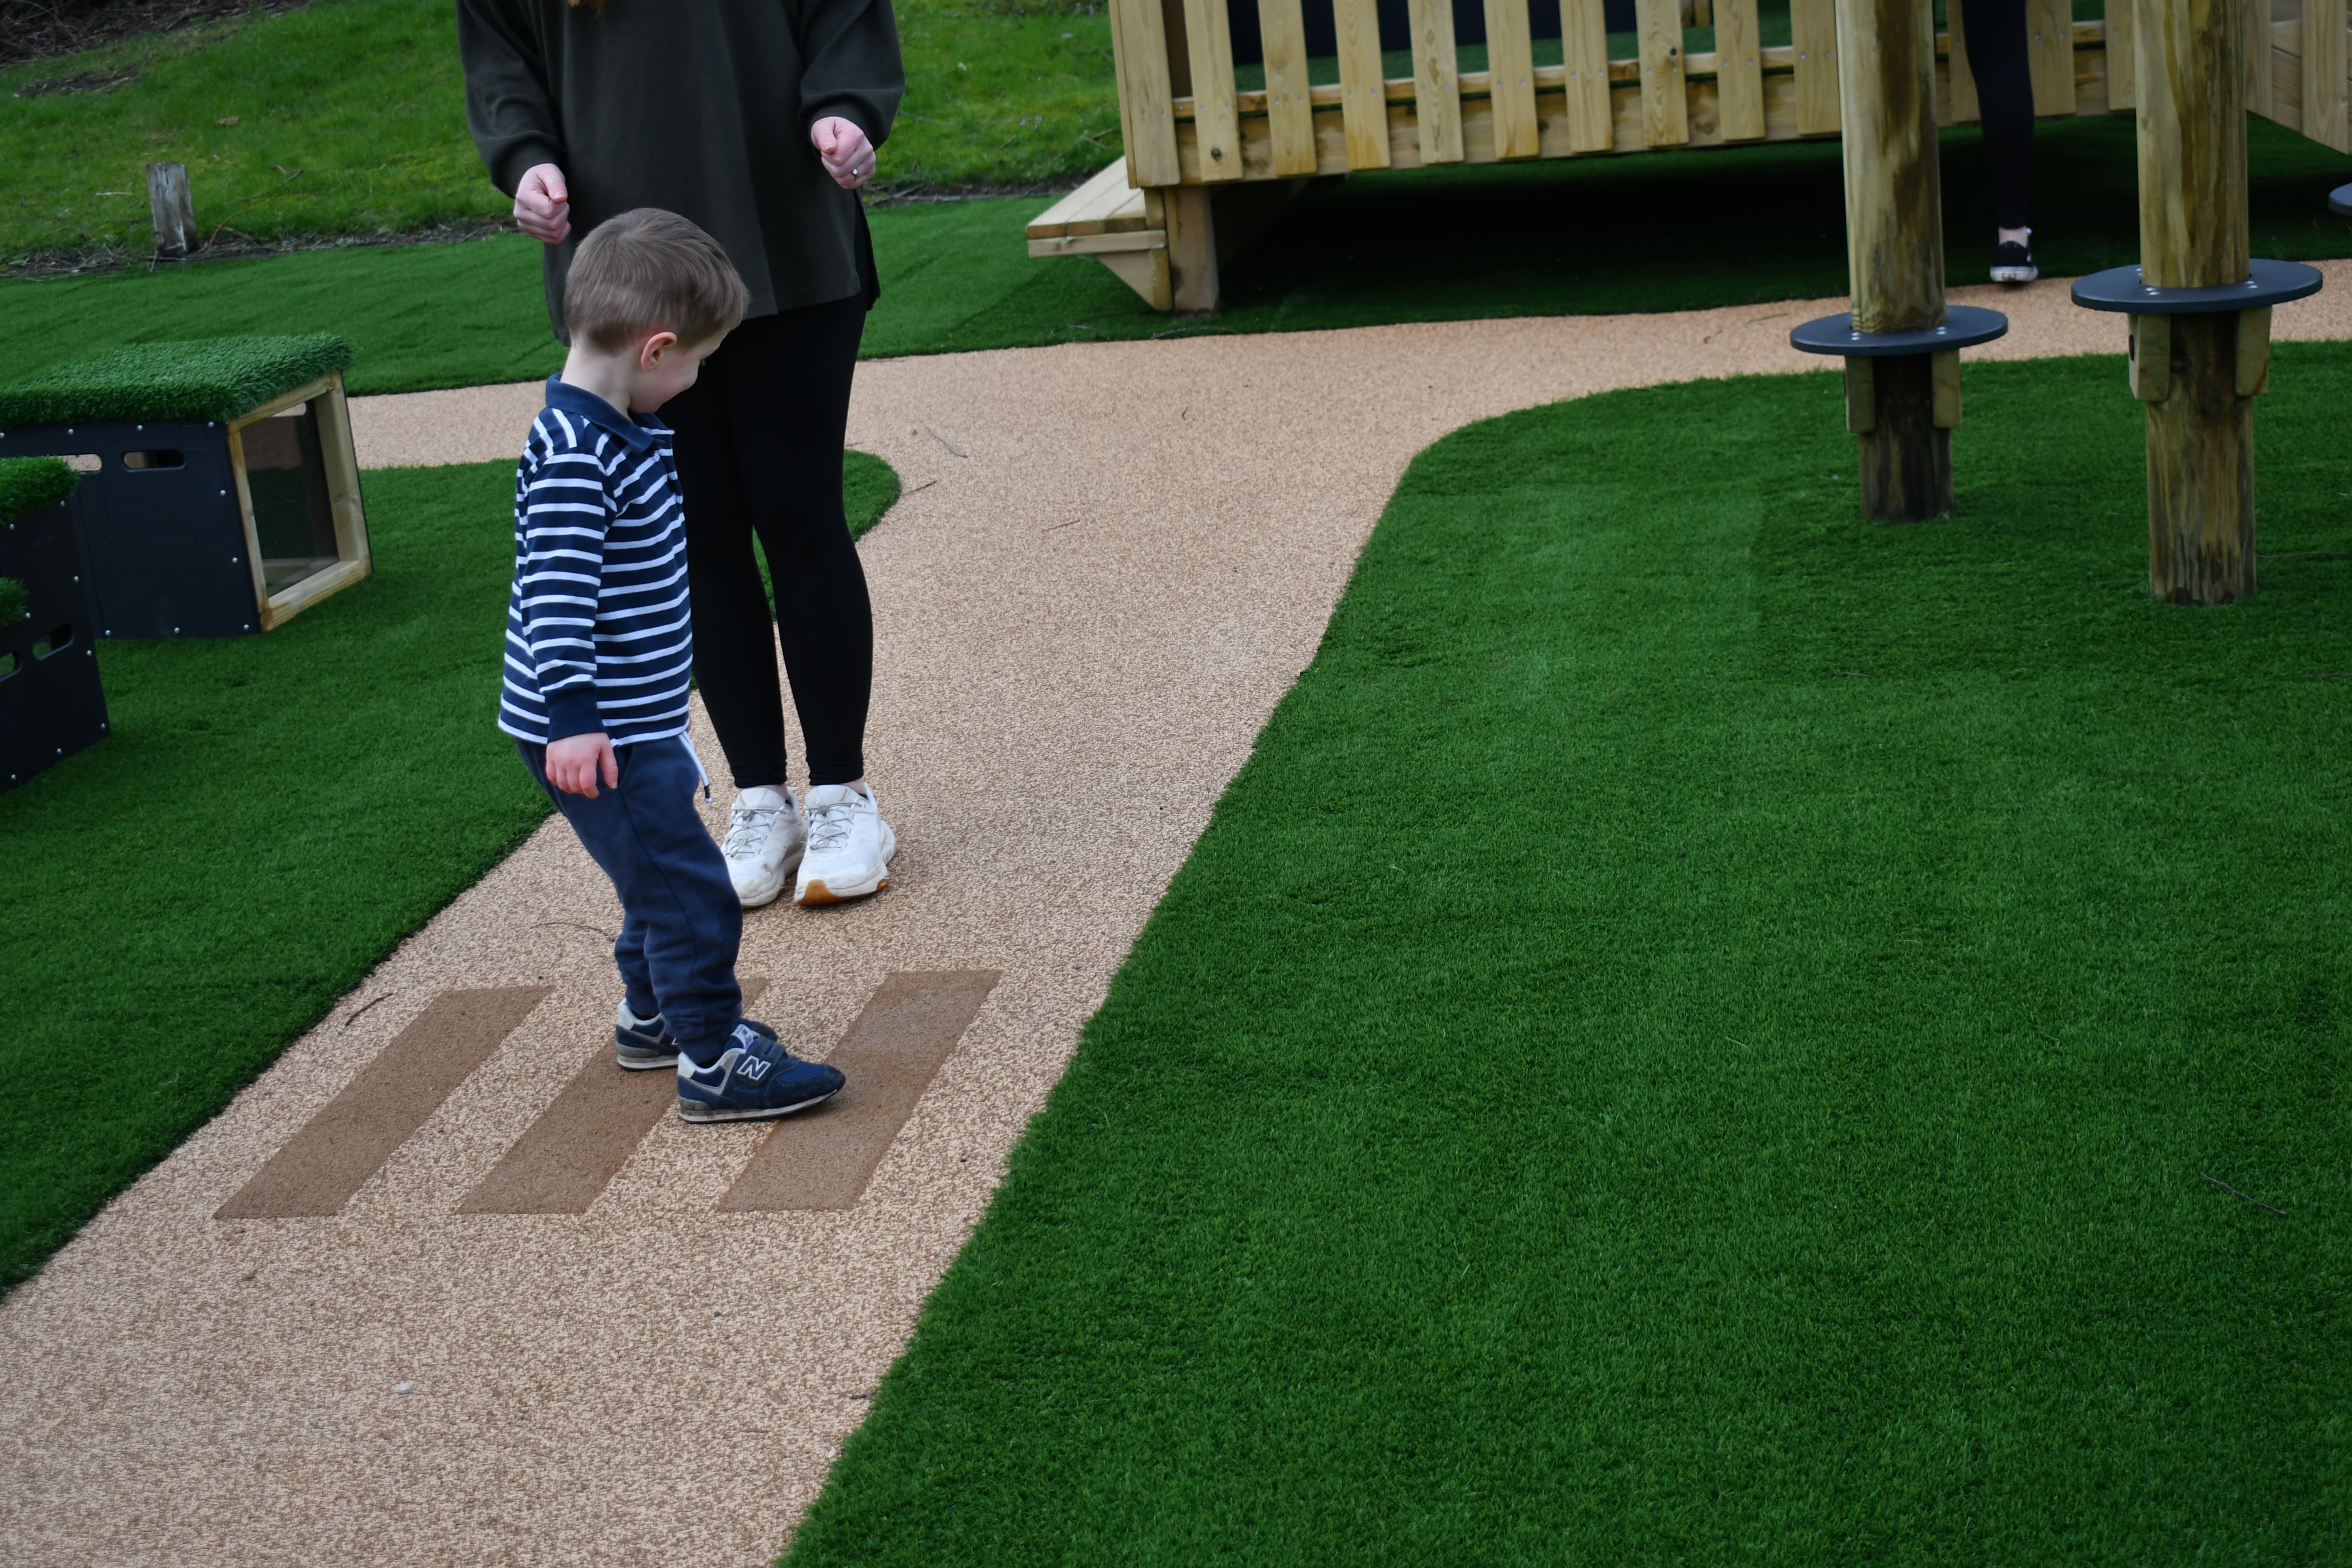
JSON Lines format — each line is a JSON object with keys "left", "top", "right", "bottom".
{"left": 458, "top": 979, "right": 771, "bottom": 1215}
{"left": 214, "top": 987, "right": 551, "bottom": 1220}
{"left": 720, "top": 970, "right": 1000, "bottom": 1212}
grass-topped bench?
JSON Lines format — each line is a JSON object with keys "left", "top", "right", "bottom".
{"left": 0, "top": 455, "right": 107, "bottom": 791}
{"left": 0, "top": 335, "right": 371, "bottom": 637}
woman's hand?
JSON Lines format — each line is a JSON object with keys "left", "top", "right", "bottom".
{"left": 514, "top": 162, "right": 572, "bottom": 243}
{"left": 810, "top": 117, "right": 877, "bottom": 190}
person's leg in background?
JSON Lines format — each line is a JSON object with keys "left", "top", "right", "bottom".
{"left": 670, "top": 313, "right": 814, "bottom": 909}
{"left": 1963, "top": 0, "right": 2039, "bottom": 282}
{"left": 721, "top": 295, "right": 892, "bottom": 906}
{"left": 675, "top": 297, "right": 892, "bottom": 908}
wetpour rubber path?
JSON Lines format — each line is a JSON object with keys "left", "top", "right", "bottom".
{"left": 5, "top": 275, "right": 2350, "bottom": 1566}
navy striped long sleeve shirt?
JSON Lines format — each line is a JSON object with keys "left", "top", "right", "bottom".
{"left": 498, "top": 377, "right": 694, "bottom": 747}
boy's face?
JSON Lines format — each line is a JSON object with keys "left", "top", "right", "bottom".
{"left": 628, "top": 329, "right": 728, "bottom": 413}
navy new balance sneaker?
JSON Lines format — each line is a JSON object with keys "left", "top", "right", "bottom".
{"left": 615, "top": 1001, "right": 678, "bottom": 1070}
{"left": 675, "top": 1021, "right": 845, "bottom": 1123}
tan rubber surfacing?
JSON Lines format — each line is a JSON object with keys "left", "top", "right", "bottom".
{"left": 216, "top": 987, "right": 550, "bottom": 1220}
{"left": 722, "top": 970, "right": 1001, "bottom": 1212}
{"left": 459, "top": 979, "right": 772, "bottom": 1215}
{"left": 7, "top": 279, "right": 2351, "bottom": 1566}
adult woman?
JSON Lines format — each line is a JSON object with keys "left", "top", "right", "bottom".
{"left": 458, "top": 0, "right": 904, "bottom": 908}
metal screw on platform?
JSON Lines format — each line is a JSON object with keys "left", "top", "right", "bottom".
{"left": 146, "top": 161, "right": 195, "bottom": 258}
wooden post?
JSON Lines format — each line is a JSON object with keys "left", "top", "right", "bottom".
{"left": 1838, "top": 0, "right": 1952, "bottom": 519}
{"left": 146, "top": 162, "right": 195, "bottom": 258}
{"left": 2136, "top": 0, "right": 2255, "bottom": 602}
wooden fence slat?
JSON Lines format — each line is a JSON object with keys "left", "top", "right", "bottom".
{"left": 1557, "top": 0, "right": 1617, "bottom": 148}
{"left": 1258, "top": 0, "right": 1319, "bottom": 174}
{"left": 1181, "top": 0, "right": 1246, "bottom": 178}
{"left": 2104, "top": 0, "right": 2134, "bottom": 111}
{"left": 1946, "top": 0, "right": 1982, "bottom": 119}
{"left": 2307, "top": 0, "right": 2349, "bottom": 149}
{"left": 1714, "top": 0, "right": 1768, "bottom": 138}
{"left": 1635, "top": 0, "right": 1692, "bottom": 143}
{"left": 2027, "top": 0, "right": 2078, "bottom": 113}
{"left": 1407, "top": 0, "right": 1467, "bottom": 161}
{"left": 1332, "top": 0, "right": 1394, "bottom": 166}
{"left": 1484, "top": 0, "right": 1544, "bottom": 156}
{"left": 1109, "top": 0, "right": 1183, "bottom": 185}
{"left": 1792, "top": 0, "right": 1841, "bottom": 133}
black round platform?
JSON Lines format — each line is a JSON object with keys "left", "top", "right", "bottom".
{"left": 2331, "top": 182, "right": 2352, "bottom": 218}
{"left": 1787, "top": 304, "right": 2010, "bottom": 357}
{"left": 2069, "top": 258, "right": 2324, "bottom": 314}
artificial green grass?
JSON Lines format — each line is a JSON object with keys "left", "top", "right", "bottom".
{"left": 787, "top": 348, "right": 2352, "bottom": 1564}
{"left": 0, "top": 449, "right": 904, "bottom": 1292}
{"left": 0, "top": 236, "right": 573, "bottom": 395}
{"left": 5, "top": 115, "right": 2348, "bottom": 392}
{"left": 0, "top": 0, "right": 1116, "bottom": 262}
{"left": 843, "top": 449, "right": 902, "bottom": 541}
{"left": 0, "top": 333, "right": 350, "bottom": 425}
{"left": 0, "top": 455, "right": 78, "bottom": 521}
{"left": 0, "top": 577, "right": 22, "bottom": 624}
{"left": 0, "top": 461, "right": 546, "bottom": 1292}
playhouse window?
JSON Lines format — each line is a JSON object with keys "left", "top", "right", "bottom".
{"left": 241, "top": 404, "right": 343, "bottom": 596}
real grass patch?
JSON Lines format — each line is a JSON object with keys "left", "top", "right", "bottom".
{"left": 7, "top": 114, "right": 2348, "bottom": 390}
{"left": 0, "top": 451, "right": 902, "bottom": 1291}
{"left": 787, "top": 348, "right": 2352, "bottom": 1564}
{"left": 0, "top": 0, "right": 1116, "bottom": 262}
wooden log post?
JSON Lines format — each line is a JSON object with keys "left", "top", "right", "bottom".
{"left": 146, "top": 162, "right": 195, "bottom": 258}
{"left": 1837, "top": 0, "right": 1951, "bottom": 520}
{"left": 2136, "top": 0, "right": 2254, "bottom": 602}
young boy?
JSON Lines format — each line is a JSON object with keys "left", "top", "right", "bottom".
{"left": 500, "top": 207, "right": 843, "bottom": 1123}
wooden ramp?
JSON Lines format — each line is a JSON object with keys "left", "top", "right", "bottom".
{"left": 1026, "top": 161, "right": 1171, "bottom": 309}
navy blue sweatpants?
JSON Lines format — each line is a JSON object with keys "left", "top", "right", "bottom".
{"left": 517, "top": 735, "right": 743, "bottom": 1056}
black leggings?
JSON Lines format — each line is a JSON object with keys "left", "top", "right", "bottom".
{"left": 1963, "top": 0, "right": 2034, "bottom": 230}
{"left": 666, "top": 296, "right": 872, "bottom": 790}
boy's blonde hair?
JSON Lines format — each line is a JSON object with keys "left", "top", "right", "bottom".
{"left": 564, "top": 208, "right": 749, "bottom": 353}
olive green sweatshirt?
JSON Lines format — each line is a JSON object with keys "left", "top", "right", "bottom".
{"left": 456, "top": 0, "right": 904, "bottom": 338}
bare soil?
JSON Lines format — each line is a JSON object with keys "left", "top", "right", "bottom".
{"left": 0, "top": 0, "right": 307, "bottom": 70}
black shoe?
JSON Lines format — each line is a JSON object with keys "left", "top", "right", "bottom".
{"left": 1990, "top": 240, "right": 2038, "bottom": 285}
{"left": 615, "top": 1002, "right": 678, "bottom": 1070}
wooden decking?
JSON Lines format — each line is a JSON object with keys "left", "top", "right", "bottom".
{"left": 1107, "top": 0, "right": 2349, "bottom": 188}
{"left": 1048, "top": 0, "right": 2352, "bottom": 310}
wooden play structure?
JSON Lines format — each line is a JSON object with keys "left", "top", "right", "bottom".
{"left": 2069, "top": 0, "right": 2323, "bottom": 600}
{"left": 1032, "top": 0, "right": 2352, "bottom": 311}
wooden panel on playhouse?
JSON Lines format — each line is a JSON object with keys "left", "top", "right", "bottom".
{"left": 1033, "top": 0, "right": 2352, "bottom": 308}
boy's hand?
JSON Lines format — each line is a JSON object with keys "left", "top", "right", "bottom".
{"left": 546, "top": 732, "right": 618, "bottom": 798}
{"left": 810, "top": 117, "right": 876, "bottom": 190}
{"left": 514, "top": 163, "right": 572, "bottom": 243}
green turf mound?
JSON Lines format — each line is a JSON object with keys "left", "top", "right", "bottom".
{"left": 0, "top": 455, "right": 77, "bottom": 523}
{"left": 0, "top": 335, "right": 352, "bottom": 427}
{"left": 0, "top": 578, "right": 22, "bottom": 624}
{"left": 789, "top": 351, "right": 2352, "bottom": 1564}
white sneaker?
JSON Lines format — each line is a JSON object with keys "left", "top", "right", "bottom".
{"left": 721, "top": 785, "right": 806, "bottom": 908}
{"left": 794, "top": 784, "right": 896, "bottom": 905}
